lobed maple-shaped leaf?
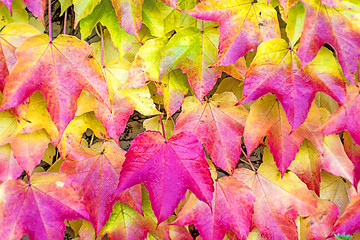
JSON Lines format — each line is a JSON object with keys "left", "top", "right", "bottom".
{"left": 0, "top": 172, "right": 90, "bottom": 240}
{"left": 0, "top": 34, "right": 110, "bottom": 140}
{"left": 0, "top": 22, "right": 40, "bottom": 91}
{"left": 0, "top": 143, "right": 22, "bottom": 183}
{"left": 319, "top": 83, "right": 360, "bottom": 145}
{"left": 175, "top": 92, "right": 248, "bottom": 174}
{"left": 159, "top": 27, "right": 223, "bottom": 100}
{"left": 116, "top": 130, "right": 214, "bottom": 224}
{"left": 243, "top": 94, "right": 323, "bottom": 175}
{"left": 173, "top": 176, "right": 255, "bottom": 240}
{"left": 241, "top": 39, "right": 346, "bottom": 130}
{"left": 234, "top": 163, "right": 317, "bottom": 240}
{"left": 110, "top": 0, "right": 143, "bottom": 40}
{"left": 184, "top": 0, "right": 280, "bottom": 66}
{"left": 61, "top": 141, "right": 142, "bottom": 235}
{"left": 297, "top": 0, "right": 360, "bottom": 82}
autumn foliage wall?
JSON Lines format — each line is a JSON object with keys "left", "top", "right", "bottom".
{"left": 0, "top": 0, "right": 359, "bottom": 239}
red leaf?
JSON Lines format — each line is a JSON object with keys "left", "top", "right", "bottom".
{"left": 300, "top": 198, "right": 339, "bottom": 239}
{"left": 319, "top": 83, "right": 360, "bottom": 146}
{"left": 175, "top": 93, "right": 248, "bottom": 174}
{"left": 234, "top": 163, "right": 318, "bottom": 239}
{"left": 333, "top": 192, "right": 360, "bottom": 236}
{"left": 241, "top": 39, "right": 345, "bottom": 130}
{"left": 94, "top": 95, "right": 134, "bottom": 143}
{"left": 185, "top": 0, "right": 280, "bottom": 66}
{"left": 344, "top": 131, "right": 360, "bottom": 188}
{"left": 297, "top": 0, "right": 360, "bottom": 82}
{"left": 0, "top": 173, "right": 89, "bottom": 240}
{"left": 0, "top": 34, "right": 110, "bottom": 140}
{"left": 173, "top": 176, "right": 255, "bottom": 240}
{"left": 61, "top": 141, "right": 142, "bottom": 234}
{"left": 116, "top": 130, "right": 214, "bottom": 224}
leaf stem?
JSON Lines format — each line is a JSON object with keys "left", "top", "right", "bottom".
{"left": 100, "top": 24, "right": 105, "bottom": 68}
{"left": 89, "top": 131, "right": 95, "bottom": 147}
{"left": 63, "top": 9, "right": 67, "bottom": 35}
{"left": 240, "top": 146, "right": 257, "bottom": 173}
{"left": 26, "top": 172, "right": 31, "bottom": 184}
{"left": 48, "top": 0, "right": 52, "bottom": 41}
{"left": 159, "top": 114, "right": 166, "bottom": 140}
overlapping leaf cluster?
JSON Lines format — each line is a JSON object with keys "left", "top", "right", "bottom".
{"left": 0, "top": 0, "right": 359, "bottom": 239}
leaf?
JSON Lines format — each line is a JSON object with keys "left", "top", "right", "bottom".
{"left": 159, "top": 0, "right": 197, "bottom": 34}
{"left": 0, "top": 173, "right": 90, "bottom": 240}
{"left": 0, "top": 110, "right": 17, "bottom": 146}
{"left": 23, "top": 0, "right": 47, "bottom": 24}
{"left": 233, "top": 163, "right": 317, "bottom": 240}
{"left": 10, "top": 129, "right": 50, "bottom": 175}
{"left": 0, "top": 23, "right": 40, "bottom": 91}
{"left": 58, "top": 0, "right": 72, "bottom": 15}
{"left": 0, "top": 0, "right": 28, "bottom": 29}
{"left": 98, "top": 201, "right": 150, "bottom": 240}
{"left": 61, "top": 141, "right": 141, "bottom": 234}
{"left": 173, "top": 176, "right": 255, "bottom": 240}
{"left": 289, "top": 140, "right": 322, "bottom": 195}
{"left": 243, "top": 94, "right": 303, "bottom": 175}
{"left": 286, "top": 2, "right": 306, "bottom": 47}
{"left": 321, "top": 134, "right": 355, "bottom": 186}
{"left": 143, "top": 116, "right": 174, "bottom": 140}
{"left": 125, "top": 37, "right": 168, "bottom": 88}
{"left": 94, "top": 94, "right": 134, "bottom": 143}
{"left": 320, "top": 171, "right": 351, "bottom": 214}
{"left": 300, "top": 198, "right": 339, "bottom": 239}
{"left": 241, "top": 38, "right": 345, "bottom": 130}
{"left": 159, "top": 26, "right": 223, "bottom": 100}
{"left": 158, "top": 69, "right": 190, "bottom": 116}
{"left": 110, "top": 0, "right": 144, "bottom": 39}
{"left": 80, "top": 0, "right": 137, "bottom": 58}
{"left": 58, "top": 111, "right": 109, "bottom": 157}
{"left": 175, "top": 92, "right": 248, "bottom": 174}
{"left": 0, "top": 34, "right": 110, "bottom": 140}
{"left": 0, "top": 143, "right": 22, "bottom": 183}
{"left": 333, "top": 191, "right": 360, "bottom": 236}
{"left": 116, "top": 130, "right": 214, "bottom": 224}
{"left": 14, "top": 91, "right": 59, "bottom": 144}
{"left": 297, "top": 0, "right": 360, "bottom": 82}
{"left": 319, "top": 83, "right": 360, "bottom": 145}
{"left": 185, "top": 0, "right": 280, "bottom": 66}
{"left": 73, "top": 0, "right": 101, "bottom": 25}
{"left": 344, "top": 131, "right": 360, "bottom": 189}
{"left": 142, "top": 0, "right": 165, "bottom": 37}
